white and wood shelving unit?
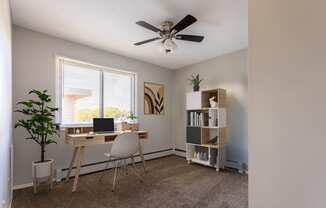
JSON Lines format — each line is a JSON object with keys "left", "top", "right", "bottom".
{"left": 185, "top": 89, "right": 227, "bottom": 172}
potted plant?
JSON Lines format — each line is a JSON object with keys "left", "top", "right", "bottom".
{"left": 189, "top": 74, "right": 203, "bottom": 92}
{"left": 121, "top": 112, "right": 138, "bottom": 131}
{"left": 14, "top": 90, "right": 59, "bottom": 192}
{"left": 127, "top": 112, "right": 138, "bottom": 124}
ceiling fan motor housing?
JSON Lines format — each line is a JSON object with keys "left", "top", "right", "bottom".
{"left": 160, "top": 21, "right": 174, "bottom": 32}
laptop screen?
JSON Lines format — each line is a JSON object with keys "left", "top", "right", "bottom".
{"left": 93, "top": 118, "right": 114, "bottom": 132}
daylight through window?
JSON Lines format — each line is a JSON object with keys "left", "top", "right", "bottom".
{"left": 57, "top": 57, "right": 136, "bottom": 125}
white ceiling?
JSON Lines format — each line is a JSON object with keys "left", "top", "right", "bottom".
{"left": 10, "top": 0, "right": 248, "bottom": 69}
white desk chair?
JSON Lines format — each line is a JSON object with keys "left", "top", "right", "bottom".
{"left": 99, "top": 132, "right": 143, "bottom": 191}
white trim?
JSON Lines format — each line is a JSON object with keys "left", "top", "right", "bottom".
{"left": 10, "top": 144, "right": 13, "bottom": 206}
{"left": 59, "top": 123, "right": 93, "bottom": 128}
{"left": 13, "top": 182, "right": 33, "bottom": 190}
{"left": 56, "top": 56, "right": 137, "bottom": 76}
{"left": 12, "top": 150, "right": 172, "bottom": 190}
{"left": 174, "top": 150, "right": 186, "bottom": 157}
{"left": 99, "top": 71, "right": 104, "bottom": 118}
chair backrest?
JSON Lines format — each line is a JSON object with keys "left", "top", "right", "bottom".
{"left": 110, "top": 132, "right": 139, "bottom": 158}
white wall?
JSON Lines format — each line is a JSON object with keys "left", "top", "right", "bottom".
{"left": 249, "top": 0, "right": 326, "bottom": 207}
{"left": 172, "top": 49, "right": 248, "bottom": 166}
{"left": 12, "top": 26, "right": 175, "bottom": 186}
{"left": 0, "top": 0, "right": 12, "bottom": 207}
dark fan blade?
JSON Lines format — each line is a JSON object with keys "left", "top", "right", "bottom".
{"left": 175, "top": 34, "right": 204, "bottom": 42}
{"left": 171, "top": 15, "right": 197, "bottom": 33}
{"left": 134, "top": 37, "right": 161, "bottom": 46}
{"left": 136, "top": 21, "right": 161, "bottom": 33}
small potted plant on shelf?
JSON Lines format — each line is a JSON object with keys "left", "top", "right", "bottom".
{"left": 189, "top": 74, "right": 203, "bottom": 92}
{"left": 14, "top": 90, "right": 59, "bottom": 193}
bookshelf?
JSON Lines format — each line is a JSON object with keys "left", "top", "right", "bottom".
{"left": 185, "top": 89, "right": 227, "bottom": 171}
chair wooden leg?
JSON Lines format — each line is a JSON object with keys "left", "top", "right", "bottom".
{"left": 138, "top": 142, "right": 146, "bottom": 172}
{"left": 112, "top": 161, "right": 119, "bottom": 192}
{"left": 66, "top": 147, "right": 78, "bottom": 182}
{"left": 50, "top": 174, "right": 54, "bottom": 190}
{"left": 99, "top": 156, "right": 111, "bottom": 182}
{"left": 50, "top": 162, "right": 54, "bottom": 190}
{"left": 33, "top": 178, "right": 37, "bottom": 194}
{"left": 72, "top": 146, "right": 84, "bottom": 192}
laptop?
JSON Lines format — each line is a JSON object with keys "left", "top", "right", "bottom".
{"left": 93, "top": 118, "right": 114, "bottom": 133}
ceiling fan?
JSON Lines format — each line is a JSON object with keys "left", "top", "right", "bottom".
{"left": 134, "top": 14, "right": 204, "bottom": 54}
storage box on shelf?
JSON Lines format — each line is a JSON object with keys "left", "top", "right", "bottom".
{"left": 185, "top": 89, "right": 227, "bottom": 172}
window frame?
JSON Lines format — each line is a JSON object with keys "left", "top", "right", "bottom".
{"left": 56, "top": 56, "right": 137, "bottom": 127}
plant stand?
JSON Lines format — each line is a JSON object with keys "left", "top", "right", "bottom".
{"left": 32, "top": 159, "right": 54, "bottom": 193}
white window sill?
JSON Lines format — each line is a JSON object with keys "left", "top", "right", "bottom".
{"left": 60, "top": 121, "right": 127, "bottom": 129}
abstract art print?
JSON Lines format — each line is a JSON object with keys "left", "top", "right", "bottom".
{"left": 144, "top": 82, "right": 164, "bottom": 115}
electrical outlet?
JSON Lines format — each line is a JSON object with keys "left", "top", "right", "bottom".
{"left": 2, "top": 199, "right": 6, "bottom": 206}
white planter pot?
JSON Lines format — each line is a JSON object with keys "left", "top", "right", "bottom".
{"left": 32, "top": 159, "right": 54, "bottom": 179}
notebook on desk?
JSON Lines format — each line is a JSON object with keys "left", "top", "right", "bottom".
{"left": 93, "top": 118, "right": 114, "bottom": 133}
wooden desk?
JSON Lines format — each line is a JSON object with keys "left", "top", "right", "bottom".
{"left": 64, "top": 130, "right": 148, "bottom": 192}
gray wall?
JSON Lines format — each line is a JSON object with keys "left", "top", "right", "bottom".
{"left": 172, "top": 49, "right": 248, "bottom": 166}
{"left": 249, "top": 0, "right": 326, "bottom": 207}
{"left": 0, "top": 0, "right": 12, "bottom": 206}
{"left": 12, "top": 26, "right": 175, "bottom": 186}
{"left": 12, "top": 26, "right": 248, "bottom": 187}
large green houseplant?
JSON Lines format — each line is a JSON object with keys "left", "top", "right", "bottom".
{"left": 15, "top": 90, "right": 59, "bottom": 188}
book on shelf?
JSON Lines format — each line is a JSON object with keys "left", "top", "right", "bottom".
{"left": 189, "top": 112, "right": 204, "bottom": 127}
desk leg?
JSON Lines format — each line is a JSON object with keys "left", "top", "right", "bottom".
{"left": 66, "top": 147, "right": 78, "bottom": 182}
{"left": 138, "top": 141, "right": 146, "bottom": 172}
{"left": 72, "top": 146, "right": 84, "bottom": 192}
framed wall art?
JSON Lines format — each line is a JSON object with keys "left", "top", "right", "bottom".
{"left": 144, "top": 82, "right": 164, "bottom": 115}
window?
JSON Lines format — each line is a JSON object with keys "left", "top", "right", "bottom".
{"left": 57, "top": 57, "right": 136, "bottom": 126}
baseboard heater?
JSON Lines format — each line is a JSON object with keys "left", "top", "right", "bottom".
{"left": 57, "top": 148, "right": 173, "bottom": 181}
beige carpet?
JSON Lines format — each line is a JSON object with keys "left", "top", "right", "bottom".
{"left": 12, "top": 156, "right": 248, "bottom": 208}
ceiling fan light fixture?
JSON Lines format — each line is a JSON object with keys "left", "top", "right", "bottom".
{"left": 163, "top": 39, "right": 177, "bottom": 53}
{"left": 158, "top": 41, "right": 166, "bottom": 52}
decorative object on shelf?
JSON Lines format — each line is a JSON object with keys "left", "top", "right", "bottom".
{"left": 14, "top": 90, "right": 59, "bottom": 193}
{"left": 209, "top": 96, "right": 217, "bottom": 108}
{"left": 144, "top": 82, "right": 164, "bottom": 115}
{"left": 208, "top": 136, "right": 218, "bottom": 145}
{"left": 208, "top": 108, "right": 217, "bottom": 127}
{"left": 75, "top": 128, "right": 80, "bottom": 134}
{"left": 189, "top": 74, "right": 203, "bottom": 92}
